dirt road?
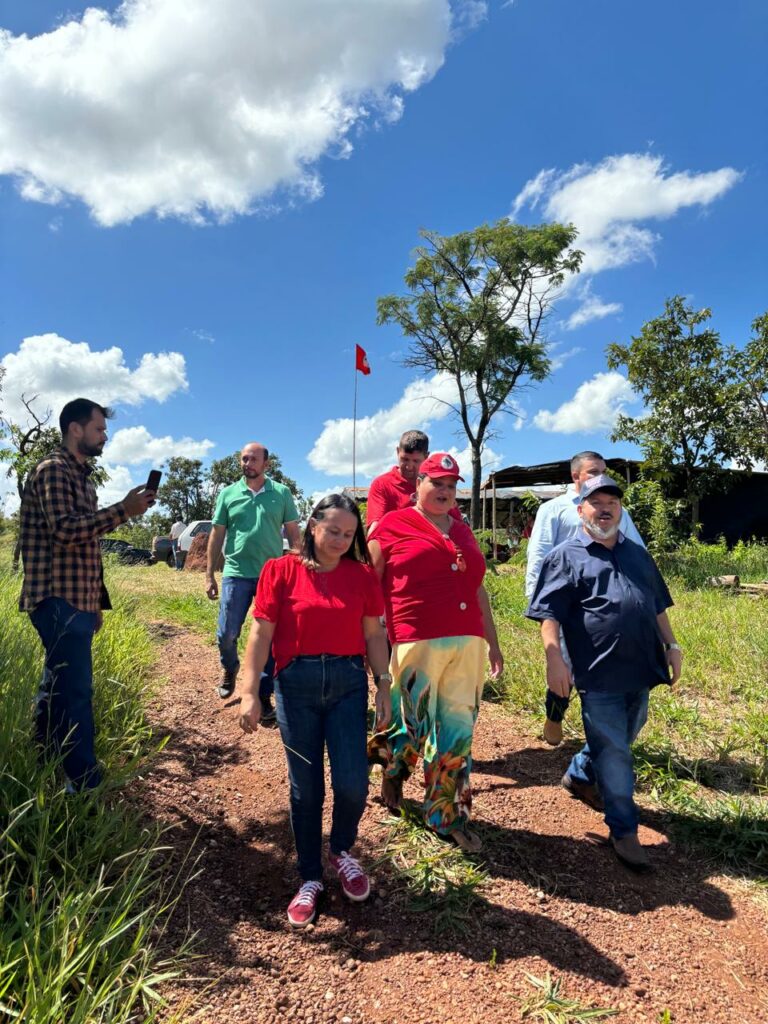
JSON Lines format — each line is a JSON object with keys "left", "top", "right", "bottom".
{"left": 138, "top": 623, "right": 768, "bottom": 1024}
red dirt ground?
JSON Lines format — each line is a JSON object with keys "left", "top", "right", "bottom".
{"left": 135, "top": 623, "right": 768, "bottom": 1024}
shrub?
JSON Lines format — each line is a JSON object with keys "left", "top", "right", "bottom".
{"left": 622, "top": 479, "right": 687, "bottom": 556}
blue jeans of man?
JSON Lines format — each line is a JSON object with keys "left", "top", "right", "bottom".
{"left": 567, "top": 688, "right": 650, "bottom": 838}
{"left": 29, "top": 597, "right": 101, "bottom": 791}
{"left": 216, "top": 576, "right": 273, "bottom": 697}
{"left": 275, "top": 655, "right": 369, "bottom": 881}
{"left": 171, "top": 538, "right": 183, "bottom": 571}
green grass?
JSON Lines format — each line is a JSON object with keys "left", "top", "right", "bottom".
{"left": 0, "top": 548, "right": 192, "bottom": 1023}
{"left": 520, "top": 973, "right": 618, "bottom": 1022}
{"left": 104, "top": 557, "right": 219, "bottom": 638}
{"left": 376, "top": 802, "right": 488, "bottom": 935}
{"left": 655, "top": 537, "right": 768, "bottom": 589}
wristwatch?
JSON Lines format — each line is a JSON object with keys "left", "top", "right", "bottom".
{"left": 664, "top": 643, "right": 681, "bottom": 651}
{"left": 374, "top": 672, "right": 393, "bottom": 685}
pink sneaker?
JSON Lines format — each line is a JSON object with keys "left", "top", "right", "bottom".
{"left": 329, "top": 851, "right": 371, "bottom": 902}
{"left": 286, "top": 880, "right": 324, "bottom": 928}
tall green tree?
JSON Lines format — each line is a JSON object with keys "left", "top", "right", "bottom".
{"left": 378, "top": 220, "right": 582, "bottom": 525}
{"left": 606, "top": 297, "right": 743, "bottom": 526}
{"left": 208, "top": 452, "right": 242, "bottom": 500}
{"left": 157, "top": 457, "right": 210, "bottom": 522}
{"left": 729, "top": 311, "right": 768, "bottom": 466}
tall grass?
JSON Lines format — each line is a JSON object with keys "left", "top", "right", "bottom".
{"left": 0, "top": 554, "right": 190, "bottom": 1023}
{"left": 655, "top": 537, "right": 768, "bottom": 589}
{"left": 103, "top": 557, "right": 218, "bottom": 638}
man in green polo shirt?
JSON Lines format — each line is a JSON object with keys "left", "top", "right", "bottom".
{"left": 206, "top": 442, "right": 301, "bottom": 713}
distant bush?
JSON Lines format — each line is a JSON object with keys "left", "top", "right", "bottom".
{"left": 473, "top": 529, "right": 511, "bottom": 563}
{"left": 622, "top": 478, "right": 687, "bottom": 556}
{"left": 656, "top": 537, "right": 768, "bottom": 588}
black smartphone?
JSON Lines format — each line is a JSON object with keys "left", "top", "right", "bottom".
{"left": 146, "top": 469, "right": 162, "bottom": 492}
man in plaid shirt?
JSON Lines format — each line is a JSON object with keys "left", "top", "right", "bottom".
{"left": 20, "top": 398, "right": 154, "bottom": 791}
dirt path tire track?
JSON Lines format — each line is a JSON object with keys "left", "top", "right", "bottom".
{"left": 137, "top": 624, "right": 768, "bottom": 1024}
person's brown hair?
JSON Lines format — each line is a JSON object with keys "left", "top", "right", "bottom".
{"left": 59, "top": 398, "right": 114, "bottom": 437}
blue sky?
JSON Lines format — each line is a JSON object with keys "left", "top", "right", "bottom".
{"left": 1, "top": 0, "right": 766, "bottom": 507}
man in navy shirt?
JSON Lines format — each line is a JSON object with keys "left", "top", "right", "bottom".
{"left": 527, "top": 474, "right": 682, "bottom": 870}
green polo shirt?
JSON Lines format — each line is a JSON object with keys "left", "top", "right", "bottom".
{"left": 212, "top": 477, "right": 299, "bottom": 579}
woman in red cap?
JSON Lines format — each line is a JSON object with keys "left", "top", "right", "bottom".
{"left": 367, "top": 453, "right": 504, "bottom": 852}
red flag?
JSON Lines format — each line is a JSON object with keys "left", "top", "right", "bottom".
{"left": 355, "top": 344, "right": 371, "bottom": 376}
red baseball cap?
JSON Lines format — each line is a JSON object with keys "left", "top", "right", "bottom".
{"left": 419, "top": 452, "right": 464, "bottom": 481}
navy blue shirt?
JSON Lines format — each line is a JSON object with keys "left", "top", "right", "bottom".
{"left": 526, "top": 531, "right": 673, "bottom": 693}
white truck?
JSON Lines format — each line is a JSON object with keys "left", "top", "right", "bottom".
{"left": 152, "top": 520, "right": 212, "bottom": 568}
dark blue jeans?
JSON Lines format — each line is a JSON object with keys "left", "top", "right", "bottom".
{"left": 216, "top": 576, "right": 273, "bottom": 698}
{"left": 567, "top": 688, "right": 650, "bottom": 839}
{"left": 275, "top": 655, "right": 370, "bottom": 881}
{"left": 29, "top": 597, "right": 101, "bottom": 791}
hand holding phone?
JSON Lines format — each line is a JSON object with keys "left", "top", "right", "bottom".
{"left": 145, "top": 469, "right": 162, "bottom": 506}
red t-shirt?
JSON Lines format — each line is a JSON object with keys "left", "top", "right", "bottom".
{"left": 367, "top": 466, "right": 462, "bottom": 527}
{"left": 369, "top": 507, "right": 486, "bottom": 644}
{"left": 366, "top": 467, "right": 416, "bottom": 526}
{"left": 253, "top": 555, "right": 384, "bottom": 672}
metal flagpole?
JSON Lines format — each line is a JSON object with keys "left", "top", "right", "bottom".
{"left": 352, "top": 361, "right": 358, "bottom": 493}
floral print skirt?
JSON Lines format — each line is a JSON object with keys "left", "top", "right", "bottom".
{"left": 368, "top": 635, "right": 487, "bottom": 835}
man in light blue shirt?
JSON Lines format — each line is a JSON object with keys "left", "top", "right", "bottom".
{"left": 525, "top": 451, "right": 645, "bottom": 745}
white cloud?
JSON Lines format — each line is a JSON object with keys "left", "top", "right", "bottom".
{"left": 446, "top": 442, "right": 502, "bottom": 483}
{"left": 307, "top": 371, "right": 500, "bottom": 483}
{"left": 565, "top": 290, "right": 623, "bottom": 331}
{"left": 0, "top": 334, "right": 188, "bottom": 422}
{"left": 547, "top": 341, "right": 584, "bottom": 369}
{"left": 104, "top": 426, "right": 214, "bottom": 465}
{"left": 308, "top": 372, "right": 460, "bottom": 477}
{"left": 96, "top": 463, "right": 137, "bottom": 508}
{"left": 190, "top": 329, "right": 215, "bottom": 345}
{"left": 513, "top": 153, "right": 743, "bottom": 278}
{"left": 0, "top": 0, "right": 466, "bottom": 226}
{"left": 533, "top": 371, "right": 636, "bottom": 434}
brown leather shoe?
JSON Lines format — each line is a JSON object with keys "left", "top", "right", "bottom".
{"left": 611, "top": 833, "right": 652, "bottom": 871}
{"left": 561, "top": 772, "right": 604, "bottom": 811}
{"left": 542, "top": 718, "right": 563, "bottom": 746}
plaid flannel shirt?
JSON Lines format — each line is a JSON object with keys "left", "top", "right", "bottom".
{"left": 19, "top": 446, "right": 127, "bottom": 613}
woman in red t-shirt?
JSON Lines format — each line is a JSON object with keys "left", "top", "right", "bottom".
{"left": 238, "top": 494, "right": 390, "bottom": 929}
{"left": 367, "top": 453, "right": 504, "bottom": 853}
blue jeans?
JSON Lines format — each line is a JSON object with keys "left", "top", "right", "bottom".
{"left": 216, "top": 576, "right": 273, "bottom": 698}
{"left": 171, "top": 538, "right": 183, "bottom": 571}
{"left": 29, "top": 597, "right": 101, "bottom": 791}
{"left": 567, "top": 688, "right": 650, "bottom": 839}
{"left": 275, "top": 655, "right": 369, "bottom": 881}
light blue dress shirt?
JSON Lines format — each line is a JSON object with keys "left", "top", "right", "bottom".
{"left": 524, "top": 484, "right": 645, "bottom": 599}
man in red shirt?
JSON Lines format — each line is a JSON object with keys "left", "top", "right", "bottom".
{"left": 366, "top": 432, "right": 459, "bottom": 530}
